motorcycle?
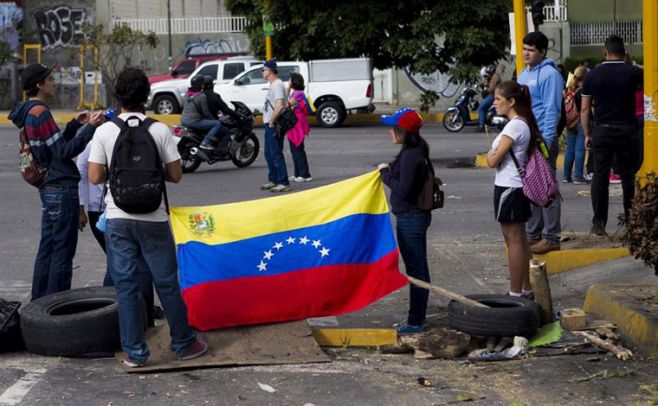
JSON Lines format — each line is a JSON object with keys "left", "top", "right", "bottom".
{"left": 442, "top": 86, "right": 508, "bottom": 132}
{"left": 174, "top": 101, "right": 259, "bottom": 173}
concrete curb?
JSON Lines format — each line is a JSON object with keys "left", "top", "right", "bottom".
{"left": 311, "top": 328, "right": 397, "bottom": 347}
{"left": 534, "top": 247, "right": 631, "bottom": 274}
{"left": 583, "top": 283, "right": 658, "bottom": 356}
{"left": 0, "top": 111, "right": 457, "bottom": 127}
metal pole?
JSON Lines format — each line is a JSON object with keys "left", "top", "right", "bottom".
{"left": 513, "top": 0, "right": 527, "bottom": 76}
{"left": 167, "top": 0, "right": 173, "bottom": 69}
{"left": 264, "top": 0, "right": 272, "bottom": 60}
{"left": 639, "top": 0, "right": 658, "bottom": 177}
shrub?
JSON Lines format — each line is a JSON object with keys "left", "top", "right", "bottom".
{"left": 419, "top": 90, "right": 440, "bottom": 113}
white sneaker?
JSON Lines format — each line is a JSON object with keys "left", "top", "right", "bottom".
{"left": 302, "top": 177, "right": 312, "bottom": 182}
{"left": 289, "top": 176, "right": 305, "bottom": 183}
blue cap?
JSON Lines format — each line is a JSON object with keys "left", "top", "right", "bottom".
{"left": 380, "top": 107, "right": 423, "bottom": 133}
{"left": 263, "top": 59, "right": 277, "bottom": 70}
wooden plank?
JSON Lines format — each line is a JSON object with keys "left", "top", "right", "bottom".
{"left": 312, "top": 328, "right": 397, "bottom": 347}
{"left": 407, "top": 276, "right": 489, "bottom": 308}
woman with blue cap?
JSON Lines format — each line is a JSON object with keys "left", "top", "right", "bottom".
{"left": 378, "top": 108, "right": 433, "bottom": 335}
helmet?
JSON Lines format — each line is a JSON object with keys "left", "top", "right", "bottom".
{"left": 480, "top": 65, "right": 496, "bottom": 78}
{"left": 202, "top": 75, "right": 214, "bottom": 89}
{"left": 190, "top": 75, "right": 204, "bottom": 88}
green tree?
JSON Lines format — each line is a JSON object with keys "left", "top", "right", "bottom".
{"left": 226, "top": 0, "right": 510, "bottom": 83}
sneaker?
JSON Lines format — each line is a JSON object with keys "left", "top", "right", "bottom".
{"left": 270, "top": 184, "right": 291, "bottom": 193}
{"left": 260, "top": 182, "right": 277, "bottom": 190}
{"left": 177, "top": 339, "right": 208, "bottom": 361}
{"left": 609, "top": 172, "right": 621, "bottom": 184}
{"left": 302, "top": 177, "right": 313, "bottom": 182}
{"left": 122, "top": 356, "right": 146, "bottom": 368}
{"left": 573, "top": 177, "right": 589, "bottom": 185}
{"left": 530, "top": 239, "right": 561, "bottom": 254}
{"left": 584, "top": 173, "right": 593, "bottom": 182}
{"left": 521, "top": 291, "right": 535, "bottom": 300}
{"left": 289, "top": 176, "right": 305, "bottom": 183}
{"left": 475, "top": 126, "right": 485, "bottom": 133}
{"left": 590, "top": 223, "right": 608, "bottom": 236}
{"left": 199, "top": 144, "right": 216, "bottom": 150}
{"left": 562, "top": 178, "right": 572, "bottom": 184}
{"left": 396, "top": 322, "right": 426, "bottom": 336}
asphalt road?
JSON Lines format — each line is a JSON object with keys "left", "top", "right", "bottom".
{"left": 0, "top": 123, "right": 654, "bottom": 406}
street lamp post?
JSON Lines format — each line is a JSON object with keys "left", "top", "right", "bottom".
{"left": 513, "top": 0, "right": 527, "bottom": 76}
{"left": 640, "top": 0, "right": 658, "bottom": 177}
{"left": 167, "top": 0, "right": 173, "bottom": 69}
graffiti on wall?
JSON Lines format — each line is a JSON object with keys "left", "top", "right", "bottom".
{"left": 33, "top": 6, "right": 90, "bottom": 50}
{"left": 404, "top": 67, "right": 464, "bottom": 99}
{"left": 0, "top": 3, "right": 22, "bottom": 52}
{"left": 181, "top": 37, "right": 250, "bottom": 57}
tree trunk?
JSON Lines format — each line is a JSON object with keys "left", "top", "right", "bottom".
{"left": 529, "top": 259, "right": 554, "bottom": 324}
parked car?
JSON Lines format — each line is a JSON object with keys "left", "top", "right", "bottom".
{"left": 147, "top": 53, "right": 249, "bottom": 84}
{"left": 216, "top": 58, "right": 375, "bottom": 127}
{"left": 147, "top": 56, "right": 260, "bottom": 114}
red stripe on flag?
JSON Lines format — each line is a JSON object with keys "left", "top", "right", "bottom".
{"left": 181, "top": 250, "right": 406, "bottom": 331}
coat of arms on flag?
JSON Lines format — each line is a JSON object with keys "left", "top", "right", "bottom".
{"left": 170, "top": 171, "right": 407, "bottom": 331}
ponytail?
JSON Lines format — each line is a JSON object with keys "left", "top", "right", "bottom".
{"left": 496, "top": 81, "right": 543, "bottom": 154}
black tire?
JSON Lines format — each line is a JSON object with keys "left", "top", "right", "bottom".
{"left": 448, "top": 294, "right": 540, "bottom": 338}
{"left": 316, "top": 101, "right": 346, "bottom": 128}
{"left": 231, "top": 133, "right": 260, "bottom": 168}
{"left": 152, "top": 94, "right": 180, "bottom": 115}
{"left": 442, "top": 110, "right": 464, "bottom": 132}
{"left": 20, "top": 287, "right": 123, "bottom": 357}
{"left": 178, "top": 138, "right": 202, "bottom": 173}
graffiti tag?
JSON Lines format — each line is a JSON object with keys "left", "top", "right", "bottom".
{"left": 33, "top": 6, "right": 89, "bottom": 50}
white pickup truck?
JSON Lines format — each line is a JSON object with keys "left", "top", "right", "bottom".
{"left": 216, "top": 58, "right": 375, "bottom": 127}
{"left": 147, "top": 57, "right": 260, "bottom": 114}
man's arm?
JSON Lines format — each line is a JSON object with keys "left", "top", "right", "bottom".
{"left": 88, "top": 162, "right": 106, "bottom": 185}
{"left": 539, "top": 71, "right": 564, "bottom": 147}
{"left": 269, "top": 99, "right": 285, "bottom": 128}
{"left": 165, "top": 161, "right": 182, "bottom": 183}
{"left": 581, "top": 95, "right": 593, "bottom": 149}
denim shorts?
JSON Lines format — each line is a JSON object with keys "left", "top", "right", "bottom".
{"left": 494, "top": 185, "right": 531, "bottom": 223}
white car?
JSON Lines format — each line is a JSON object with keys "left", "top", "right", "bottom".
{"left": 147, "top": 57, "right": 260, "bottom": 114}
{"left": 216, "top": 58, "right": 375, "bottom": 127}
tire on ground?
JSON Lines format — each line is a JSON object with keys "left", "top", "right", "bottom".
{"left": 20, "top": 287, "right": 122, "bottom": 357}
{"left": 448, "top": 294, "right": 540, "bottom": 337}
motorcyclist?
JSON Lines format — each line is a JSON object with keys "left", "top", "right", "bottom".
{"left": 185, "top": 75, "right": 204, "bottom": 100}
{"left": 181, "top": 76, "right": 240, "bottom": 150}
{"left": 201, "top": 75, "right": 243, "bottom": 152}
{"left": 477, "top": 65, "right": 501, "bottom": 132}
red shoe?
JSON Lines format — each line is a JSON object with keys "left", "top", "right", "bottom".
{"left": 609, "top": 172, "right": 621, "bottom": 184}
{"left": 177, "top": 339, "right": 208, "bottom": 360}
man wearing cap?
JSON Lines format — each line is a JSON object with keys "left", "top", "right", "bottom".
{"left": 8, "top": 63, "right": 104, "bottom": 300}
{"left": 260, "top": 59, "right": 291, "bottom": 193}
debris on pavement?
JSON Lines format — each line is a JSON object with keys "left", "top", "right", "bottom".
{"left": 398, "top": 327, "right": 473, "bottom": 359}
{"left": 257, "top": 383, "right": 277, "bottom": 393}
{"left": 574, "top": 331, "right": 634, "bottom": 360}
{"left": 417, "top": 376, "right": 433, "bottom": 387}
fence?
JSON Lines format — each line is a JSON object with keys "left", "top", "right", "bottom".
{"left": 570, "top": 19, "right": 643, "bottom": 46}
{"left": 110, "top": 17, "right": 248, "bottom": 35}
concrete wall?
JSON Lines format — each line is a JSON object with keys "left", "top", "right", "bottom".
{"left": 568, "top": 0, "right": 642, "bottom": 22}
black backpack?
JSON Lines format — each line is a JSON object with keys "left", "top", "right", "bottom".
{"left": 109, "top": 116, "right": 168, "bottom": 214}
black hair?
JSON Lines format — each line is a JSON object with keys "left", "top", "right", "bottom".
{"left": 605, "top": 35, "right": 626, "bottom": 57}
{"left": 523, "top": 31, "right": 549, "bottom": 53}
{"left": 496, "top": 80, "right": 542, "bottom": 154}
{"left": 289, "top": 72, "right": 305, "bottom": 91}
{"left": 393, "top": 127, "right": 430, "bottom": 163}
{"left": 114, "top": 67, "right": 150, "bottom": 112}
{"left": 25, "top": 86, "right": 40, "bottom": 97}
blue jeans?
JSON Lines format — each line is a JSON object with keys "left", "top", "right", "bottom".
{"left": 183, "top": 119, "right": 222, "bottom": 147}
{"left": 103, "top": 260, "right": 155, "bottom": 327}
{"left": 563, "top": 122, "right": 585, "bottom": 180}
{"left": 396, "top": 211, "right": 432, "bottom": 326}
{"left": 288, "top": 139, "right": 311, "bottom": 178}
{"left": 264, "top": 125, "right": 289, "bottom": 185}
{"left": 478, "top": 94, "right": 494, "bottom": 127}
{"left": 105, "top": 219, "right": 196, "bottom": 363}
{"left": 32, "top": 186, "right": 79, "bottom": 301}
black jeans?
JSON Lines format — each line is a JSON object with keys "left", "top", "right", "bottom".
{"left": 288, "top": 139, "right": 311, "bottom": 178}
{"left": 395, "top": 211, "right": 431, "bottom": 326}
{"left": 590, "top": 124, "right": 641, "bottom": 227}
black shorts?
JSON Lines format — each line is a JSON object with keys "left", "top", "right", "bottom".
{"left": 494, "top": 186, "right": 531, "bottom": 223}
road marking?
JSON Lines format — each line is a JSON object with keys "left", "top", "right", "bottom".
{"left": 0, "top": 368, "right": 47, "bottom": 406}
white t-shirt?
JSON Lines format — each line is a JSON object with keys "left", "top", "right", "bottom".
{"left": 263, "top": 78, "right": 287, "bottom": 124}
{"left": 492, "top": 118, "right": 531, "bottom": 188}
{"left": 88, "top": 113, "right": 180, "bottom": 222}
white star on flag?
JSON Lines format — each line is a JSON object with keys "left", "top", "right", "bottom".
{"left": 257, "top": 261, "right": 267, "bottom": 271}
{"left": 312, "top": 239, "right": 322, "bottom": 248}
{"left": 299, "top": 236, "right": 309, "bottom": 244}
{"left": 320, "top": 247, "right": 330, "bottom": 257}
{"left": 263, "top": 250, "right": 274, "bottom": 260}
{"left": 273, "top": 241, "right": 284, "bottom": 250}
{"left": 286, "top": 237, "right": 296, "bottom": 244}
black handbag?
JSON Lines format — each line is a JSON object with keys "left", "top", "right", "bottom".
{"left": 266, "top": 99, "right": 298, "bottom": 135}
{"left": 417, "top": 158, "right": 444, "bottom": 211}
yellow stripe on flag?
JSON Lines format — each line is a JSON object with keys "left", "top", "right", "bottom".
{"left": 170, "top": 170, "right": 389, "bottom": 245}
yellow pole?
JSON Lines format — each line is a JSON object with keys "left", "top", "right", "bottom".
{"left": 513, "top": 0, "right": 527, "bottom": 76}
{"left": 640, "top": 0, "right": 658, "bottom": 177}
{"left": 266, "top": 35, "right": 272, "bottom": 60}
{"left": 79, "top": 46, "right": 85, "bottom": 110}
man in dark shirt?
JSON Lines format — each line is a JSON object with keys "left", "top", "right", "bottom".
{"left": 581, "top": 35, "right": 643, "bottom": 235}
{"left": 202, "top": 75, "right": 241, "bottom": 152}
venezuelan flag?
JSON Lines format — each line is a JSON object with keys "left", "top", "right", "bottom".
{"left": 170, "top": 171, "right": 407, "bottom": 331}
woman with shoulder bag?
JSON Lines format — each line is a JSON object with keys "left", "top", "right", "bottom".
{"left": 286, "top": 72, "right": 312, "bottom": 183}
{"left": 485, "top": 81, "right": 541, "bottom": 298}
{"left": 378, "top": 108, "right": 432, "bottom": 335}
